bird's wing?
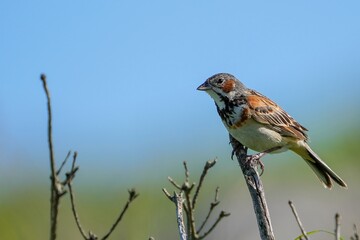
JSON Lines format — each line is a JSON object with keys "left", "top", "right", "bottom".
{"left": 246, "top": 89, "right": 308, "bottom": 140}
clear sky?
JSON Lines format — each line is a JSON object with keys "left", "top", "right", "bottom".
{"left": 1, "top": 1, "right": 359, "bottom": 186}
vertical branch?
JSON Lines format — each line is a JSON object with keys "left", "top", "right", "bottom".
{"left": 335, "top": 213, "right": 340, "bottom": 240}
{"left": 229, "top": 135, "right": 275, "bottom": 240}
{"left": 41, "top": 73, "right": 60, "bottom": 240}
{"left": 182, "top": 162, "right": 197, "bottom": 239}
{"left": 174, "top": 192, "right": 187, "bottom": 240}
{"left": 163, "top": 189, "right": 188, "bottom": 240}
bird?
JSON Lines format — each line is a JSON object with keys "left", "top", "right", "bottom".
{"left": 197, "top": 73, "right": 347, "bottom": 189}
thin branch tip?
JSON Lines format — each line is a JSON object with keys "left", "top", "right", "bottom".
{"left": 128, "top": 188, "right": 139, "bottom": 201}
{"left": 220, "top": 211, "right": 231, "bottom": 217}
{"left": 206, "top": 159, "right": 217, "bottom": 168}
{"left": 289, "top": 200, "right": 308, "bottom": 240}
{"left": 40, "top": 73, "right": 46, "bottom": 81}
{"left": 162, "top": 188, "right": 172, "bottom": 200}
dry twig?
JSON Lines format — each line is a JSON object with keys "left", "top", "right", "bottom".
{"left": 351, "top": 224, "right": 359, "bottom": 240}
{"left": 163, "top": 160, "right": 230, "bottom": 240}
{"left": 41, "top": 74, "right": 138, "bottom": 240}
{"left": 41, "top": 74, "right": 67, "bottom": 240}
{"left": 288, "top": 200, "right": 308, "bottom": 240}
{"left": 66, "top": 153, "right": 139, "bottom": 240}
{"left": 162, "top": 190, "right": 187, "bottom": 240}
{"left": 335, "top": 213, "right": 340, "bottom": 240}
{"left": 197, "top": 187, "right": 219, "bottom": 233}
{"left": 101, "top": 189, "right": 139, "bottom": 240}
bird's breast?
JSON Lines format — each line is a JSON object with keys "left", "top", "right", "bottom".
{"left": 226, "top": 119, "right": 288, "bottom": 153}
{"left": 217, "top": 104, "right": 248, "bottom": 128}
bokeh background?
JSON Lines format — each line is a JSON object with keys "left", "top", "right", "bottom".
{"left": 1, "top": 1, "right": 359, "bottom": 239}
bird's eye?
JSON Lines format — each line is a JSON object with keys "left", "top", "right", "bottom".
{"left": 216, "top": 78, "right": 224, "bottom": 84}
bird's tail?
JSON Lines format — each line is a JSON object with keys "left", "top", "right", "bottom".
{"left": 291, "top": 143, "right": 347, "bottom": 189}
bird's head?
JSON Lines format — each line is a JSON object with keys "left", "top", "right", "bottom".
{"left": 197, "top": 73, "right": 246, "bottom": 107}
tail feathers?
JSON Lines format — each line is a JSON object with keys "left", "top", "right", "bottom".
{"left": 293, "top": 144, "right": 347, "bottom": 189}
{"left": 304, "top": 160, "right": 331, "bottom": 188}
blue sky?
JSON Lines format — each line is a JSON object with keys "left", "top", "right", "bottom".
{"left": 1, "top": 1, "right": 359, "bottom": 186}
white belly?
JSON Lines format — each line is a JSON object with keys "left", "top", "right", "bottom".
{"left": 226, "top": 120, "right": 289, "bottom": 153}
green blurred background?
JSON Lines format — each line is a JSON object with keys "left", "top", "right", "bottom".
{"left": 1, "top": 0, "right": 360, "bottom": 239}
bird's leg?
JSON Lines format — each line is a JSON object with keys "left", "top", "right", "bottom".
{"left": 246, "top": 146, "right": 282, "bottom": 176}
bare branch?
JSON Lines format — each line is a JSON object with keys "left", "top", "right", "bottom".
{"left": 335, "top": 213, "right": 340, "bottom": 240}
{"left": 41, "top": 74, "right": 137, "bottom": 240}
{"left": 192, "top": 159, "right": 217, "bottom": 208}
{"left": 175, "top": 192, "right": 188, "bottom": 240}
{"left": 41, "top": 73, "right": 61, "bottom": 240}
{"left": 229, "top": 135, "right": 275, "bottom": 240}
{"left": 168, "top": 177, "right": 182, "bottom": 190}
{"left": 164, "top": 161, "right": 228, "bottom": 240}
{"left": 162, "top": 191, "right": 188, "bottom": 240}
{"left": 183, "top": 186, "right": 197, "bottom": 239}
{"left": 67, "top": 152, "right": 137, "bottom": 240}
{"left": 68, "top": 179, "right": 89, "bottom": 239}
{"left": 57, "top": 151, "right": 71, "bottom": 175}
{"left": 101, "top": 189, "right": 139, "bottom": 240}
{"left": 198, "top": 211, "right": 230, "bottom": 240}
{"left": 67, "top": 152, "right": 88, "bottom": 240}
{"left": 197, "top": 187, "right": 220, "bottom": 233}
{"left": 288, "top": 201, "right": 308, "bottom": 240}
{"left": 351, "top": 225, "right": 359, "bottom": 240}
{"left": 162, "top": 188, "right": 173, "bottom": 201}
{"left": 41, "top": 74, "right": 57, "bottom": 184}
{"left": 183, "top": 161, "right": 190, "bottom": 182}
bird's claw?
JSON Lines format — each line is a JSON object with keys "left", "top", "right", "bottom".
{"left": 245, "top": 153, "right": 266, "bottom": 176}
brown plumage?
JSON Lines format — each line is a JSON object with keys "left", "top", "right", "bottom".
{"left": 197, "top": 73, "right": 347, "bottom": 189}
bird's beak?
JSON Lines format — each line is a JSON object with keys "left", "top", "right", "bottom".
{"left": 197, "top": 81, "right": 211, "bottom": 91}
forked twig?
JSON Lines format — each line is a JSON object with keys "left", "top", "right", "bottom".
{"left": 165, "top": 191, "right": 187, "bottom": 240}
{"left": 192, "top": 160, "right": 217, "bottom": 208}
{"left": 66, "top": 153, "right": 139, "bottom": 240}
{"left": 41, "top": 74, "right": 138, "bottom": 240}
{"left": 101, "top": 189, "right": 139, "bottom": 240}
{"left": 163, "top": 160, "right": 229, "bottom": 240}
{"left": 198, "top": 211, "right": 230, "bottom": 240}
{"left": 197, "top": 187, "right": 220, "bottom": 233}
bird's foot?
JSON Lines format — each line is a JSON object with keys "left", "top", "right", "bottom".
{"left": 244, "top": 147, "right": 282, "bottom": 176}
{"left": 245, "top": 152, "right": 266, "bottom": 176}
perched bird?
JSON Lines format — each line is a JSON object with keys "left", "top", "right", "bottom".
{"left": 197, "top": 73, "right": 347, "bottom": 189}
